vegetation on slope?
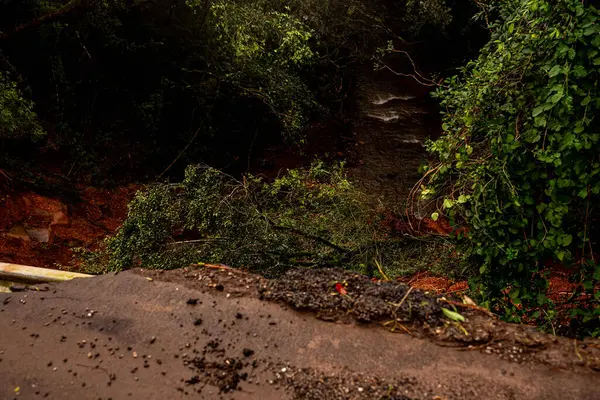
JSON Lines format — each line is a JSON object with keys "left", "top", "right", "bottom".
{"left": 421, "top": 0, "right": 600, "bottom": 336}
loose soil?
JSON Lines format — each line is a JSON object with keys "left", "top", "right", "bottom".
{"left": 1, "top": 265, "right": 598, "bottom": 400}
{"left": 0, "top": 184, "right": 139, "bottom": 269}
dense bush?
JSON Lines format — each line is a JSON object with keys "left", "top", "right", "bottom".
{"left": 421, "top": 0, "right": 600, "bottom": 335}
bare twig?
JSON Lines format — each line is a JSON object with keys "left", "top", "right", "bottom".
{"left": 75, "top": 363, "right": 111, "bottom": 379}
{"left": 377, "top": 60, "right": 438, "bottom": 87}
{"left": 167, "top": 238, "right": 228, "bottom": 247}
{"left": 202, "top": 263, "right": 234, "bottom": 271}
{"left": 391, "top": 286, "right": 414, "bottom": 316}
{"left": 0, "top": 169, "right": 13, "bottom": 181}
{"left": 382, "top": 320, "right": 413, "bottom": 336}
{"left": 157, "top": 128, "right": 201, "bottom": 179}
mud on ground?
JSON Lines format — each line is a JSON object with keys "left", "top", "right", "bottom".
{"left": 1, "top": 265, "right": 599, "bottom": 400}
{"left": 142, "top": 265, "right": 600, "bottom": 371}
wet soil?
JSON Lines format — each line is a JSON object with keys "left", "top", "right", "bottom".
{"left": 0, "top": 184, "right": 139, "bottom": 269}
{"left": 264, "top": 268, "right": 442, "bottom": 325}
{"left": 1, "top": 265, "right": 598, "bottom": 400}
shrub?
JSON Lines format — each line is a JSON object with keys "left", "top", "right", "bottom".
{"left": 421, "top": 0, "right": 600, "bottom": 334}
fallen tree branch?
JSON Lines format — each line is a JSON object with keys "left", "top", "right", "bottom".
{"left": 0, "top": 0, "right": 85, "bottom": 40}
{"left": 270, "top": 224, "right": 351, "bottom": 254}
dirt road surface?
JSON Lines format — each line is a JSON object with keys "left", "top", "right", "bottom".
{"left": 1, "top": 267, "right": 599, "bottom": 400}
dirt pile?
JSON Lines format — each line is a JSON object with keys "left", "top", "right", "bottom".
{"left": 141, "top": 265, "right": 600, "bottom": 369}
{"left": 264, "top": 268, "right": 442, "bottom": 324}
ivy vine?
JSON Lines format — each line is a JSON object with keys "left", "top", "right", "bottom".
{"left": 422, "top": 0, "right": 600, "bottom": 335}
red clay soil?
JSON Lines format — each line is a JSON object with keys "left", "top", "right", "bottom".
{"left": 397, "top": 271, "right": 578, "bottom": 305}
{"left": 0, "top": 185, "right": 139, "bottom": 270}
{"left": 1, "top": 266, "right": 599, "bottom": 400}
{"left": 392, "top": 215, "right": 585, "bottom": 307}
{"left": 397, "top": 272, "right": 469, "bottom": 295}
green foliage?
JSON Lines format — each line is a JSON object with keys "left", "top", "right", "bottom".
{"left": 207, "top": 2, "right": 313, "bottom": 67}
{"left": 196, "top": 0, "right": 318, "bottom": 134}
{"left": 421, "top": 0, "right": 600, "bottom": 332}
{"left": 89, "top": 163, "right": 434, "bottom": 277}
{"left": 0, "top": 71, "right": 44, "bottom": 139}
{"left": 402, "top": 0, "right": 453, "bottom": 34}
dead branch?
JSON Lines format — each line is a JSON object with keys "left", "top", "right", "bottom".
{"left": 0, "top": 0, "right": 86, "bottom": 40}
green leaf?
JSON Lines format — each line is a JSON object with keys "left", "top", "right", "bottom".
{"left": 458, "top": 195, "right": 468, "bottom": 204}
{"left": 534, "top": 115, "right": 547, "bottom": 127}
{"left": 442, "top": 308, "right": 465, "bottom": 322}
{"left": 536, "top": 293, "right": 547, "bottom": 305}
{"left": 443, "top": 198, "right": 454, "bottom": 209}
{"left": 561, "top": 234, "right": 572, "bottom": 246}
{"left": 581, "top": 96, "right": 591, "bottom": 106}
{"left": 548, "top": 65, "right": 562, "bottom": 77}
{"left": 549, "top": 91, "right": 563, "bottom": 104}
{"left": 431, "top": 212, "right": 439, "bottom": 221}
{"left": 583, "top": 26, "right": 597, "bottom": 36}
{"left": 573, "top": 65, "right": 587, "bottom": 77}
{"left": 532, "top": 105, "right": 545, "bottom": 117}
{"left": 557, "top": 251, "right": 565, "bottom": 261}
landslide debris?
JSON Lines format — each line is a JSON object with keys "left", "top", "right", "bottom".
{"left": 264, "top": 268, "right": 443, "bottom": 325}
